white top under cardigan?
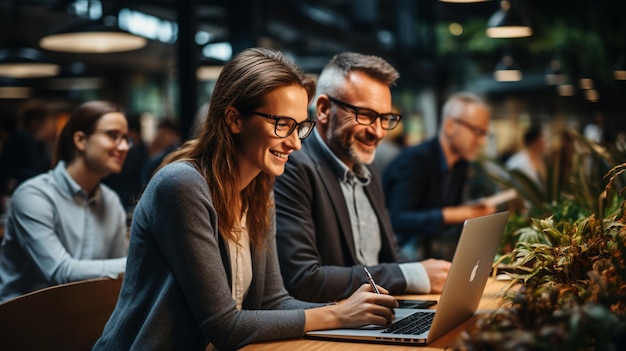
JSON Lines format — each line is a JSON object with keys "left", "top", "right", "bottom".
{"left": 227, "top": 213, "right": 253, "bottom": 310}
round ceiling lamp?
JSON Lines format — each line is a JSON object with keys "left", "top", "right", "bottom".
{"left": 0, "top": 77, "right": 32, "bottom": 99}
{"left": 545, "top": 59, "right": 566, "bottom": 85}
{"left": 494, "top": 54, "right": 522, "bottom": 82}
{"left": 614, "top": 53, "right": 626, "bottom": 80}
{"left": 486, "top": 0, "right": 532, "bottom": 38}
{"left": 0, "top": 47, "right": 60, "bottom": 79}
{"left": 39, "top": 16, "right": 147, "bottom": 54}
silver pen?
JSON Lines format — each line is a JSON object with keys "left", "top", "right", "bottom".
{"left": 363, "top": 267, "right": 381, "bottom": 294}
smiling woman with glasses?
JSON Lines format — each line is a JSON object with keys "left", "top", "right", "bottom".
{"left": 0, "top": 100, "right": 130, "bottom": 303}
{"left": 327, "top": 95, "right": 402, "bottom": 130}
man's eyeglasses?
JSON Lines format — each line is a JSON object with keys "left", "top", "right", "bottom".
{"left": 327, "top": 96, "right": 402, "bottom": 130}
{"left": 452, "top": 119, "right": 490, "bottom": 138}
{"left": 251, "top": 111, "right": 316, "bottom": 139}
{"left": 92, "top": 129, "right": 134, "bottom": 148}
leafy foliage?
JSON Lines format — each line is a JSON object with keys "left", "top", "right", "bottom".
{"left": 453, "top": 287, "right": 626, "bottom": 351}
{"left": 454, "top": 143, "right": 626, "bottom": 349}
{"left": 483, "top": 128, "right": 626, "bottom": 257}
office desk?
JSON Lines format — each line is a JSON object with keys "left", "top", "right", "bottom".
{"left": 241, "top": 278, "right": 512, "bottom": 351}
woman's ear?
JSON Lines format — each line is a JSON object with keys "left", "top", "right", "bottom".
{"left": 225, "top": 106, "right": 242, "bottom": 135}
{"left": 73, "top": 131, "right": 87, "bottom": 152}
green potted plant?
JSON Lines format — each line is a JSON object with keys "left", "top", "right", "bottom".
{"left": 452, "top": 155, "right": 626, "bottom": 350}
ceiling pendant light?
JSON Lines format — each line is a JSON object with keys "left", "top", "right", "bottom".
{"left": 0, "top": 77, "right": 32, "bottom": 99}
{"left": 494, "top": 54, "right": 522, "bottom": 82}
{"left": 486, "top": 0, "right": 532, "bottom": 38}
{"left": 0, "top": 47, "right": 60, "bottom": 79}
{"left": 585, "top": 89, "right": 599, "bottom": 102}
{"left": 47, "top": 61, "right": 103, "bottom": 91}
{"left": 614, "top": 53, "right": 626, "bottom": 80}
{"left": 579, "top": 77, "right": 594, "bottom": 90}
{"left": 556, "top": 84, "right": 575, "bottom": 97}
{"left": 0, "top": 1, "right": 59, "bottom": 79}
{"left": 545, "top": 59, "right": 566, "bottom": 85}
{"left": 39, "top": 16, "right": 147, "bottom": 54}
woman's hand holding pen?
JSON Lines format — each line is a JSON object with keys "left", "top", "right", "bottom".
{"left": 303, "top": 268, "right": 398, "bottom": 331}
{"left": 333, "top": 283, "right": 398, "bottom": 328}
{"left": 303, "top": 283, "right": 398, "bottom": 331}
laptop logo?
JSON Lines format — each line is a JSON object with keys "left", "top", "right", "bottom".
{"left": 469, "top": 260, "right": 479, "bottom": 282}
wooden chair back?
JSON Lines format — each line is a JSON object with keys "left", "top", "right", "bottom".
{"left": 0, "top": 277, "right": 123, "bottom": 351}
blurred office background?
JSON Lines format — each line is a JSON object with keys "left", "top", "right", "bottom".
{"left": 0, "top": 0, "right": 625, "bottom": 157}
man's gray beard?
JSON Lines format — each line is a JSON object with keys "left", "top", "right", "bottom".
{"left": 327, "top": 125, "right": 376, "bottom": 166}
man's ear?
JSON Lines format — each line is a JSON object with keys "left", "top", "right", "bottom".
{"left": 73, "top": 131, "right": 87, "bottom": 152}
{"left": 225, "top": 106, "right": 242, "bottom": 134}
{"left": 442, "top": 117, "right": 455, "bottom": 137}
{"left": 316, "top": 95, "right": 331, "bottom": 125}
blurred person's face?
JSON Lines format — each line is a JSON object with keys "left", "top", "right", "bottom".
{"left": 317, "top": 71, "right": 391, "bottom": 169}
{"left": 233, "top": 84, "right": 310, "bottom": 182}
{"left": 78, "top": 112, "right": 130, "bottom": 178}
{"left": 152, "top": 126, "right": 180, "bottom": 151}
{"left": 530, "top": 134, "right": 547, "bottom": 155}
{"left": 34, "top": 116, "right": 57, "bottom": 144}
{"left": 444, "top": 103, "right": 490, "bottom": 162}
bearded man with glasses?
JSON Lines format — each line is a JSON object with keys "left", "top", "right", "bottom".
{"left": 382, "top": 92, "right": 496, "bottom": 262}
{"left": 274, "top": 52, "right": 451, "bottom": 303}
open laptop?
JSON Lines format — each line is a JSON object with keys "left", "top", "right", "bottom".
{"left": 306, "top": 211, "right": 509, "bottom": 345}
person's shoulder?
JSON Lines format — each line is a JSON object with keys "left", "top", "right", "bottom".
{"left": 383, "top": 139, "right": 437, "bottom": 181}
{"left": 413, "top": 137, "right": 440, "bottom": 152}
{"left": 149, "top": 162, "right": 207, "bottom": 192}
{"left": 11, "top": 171, "right": 53, "bottom": 196}
{"left": 151, "top": 161, "right": 195, "bottom": 179}
{"left": 504, "top": 151, "right": 527, "bottom": 169}
{"left": 286, "top": 138, "right": 320, "bottom": 167}
{"left": 402, "top": 137, "right": 437, "bottom": 155}
{"left": 386, "top": 140, "right": 426, "bottom": 168}
{"left": 154, "top": 161, "right": 196, "bottom": 176}
{"left": 9, "top": 172, "right": 56, "bottom": 212}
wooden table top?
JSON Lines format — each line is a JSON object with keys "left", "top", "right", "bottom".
{"left": 241, "top": 278, "right": 512, "bottom": 351}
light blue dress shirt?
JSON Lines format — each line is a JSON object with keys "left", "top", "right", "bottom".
{"left": 0, "top": 161, "right": 128, "bottom": 301}
{"left": 314, "top": 130, "right": 430, "bottom": 293}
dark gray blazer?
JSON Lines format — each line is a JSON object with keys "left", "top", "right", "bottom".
{"left": 94, "top": 162, "right": 320, "bottom": 351}
{"left": 275, "top": 133, "right": 408, "bottom": 303}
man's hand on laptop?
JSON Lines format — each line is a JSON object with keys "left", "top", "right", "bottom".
{"left": 422, "top": 259, "right": 451, "bottom": 293}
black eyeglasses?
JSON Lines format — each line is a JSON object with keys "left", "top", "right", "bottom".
{"left": 251, "top": 111, "right": 316, "bottom": 139}
{"left": 327, "top": 96, "right": 402, "bottom": 130}
{"left": 92, "top": 129, "right": 134, "bottom": 148}
{"left": 452, "top": 119, "right": 490, "bottom": 138}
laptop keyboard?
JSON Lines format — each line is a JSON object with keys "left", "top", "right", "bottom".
{"left": 382, "top": 312, "right": 434, "bottom": 335}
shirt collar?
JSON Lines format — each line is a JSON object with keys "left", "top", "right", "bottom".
{"left": 313, "top": 129, "right": 371, "bottom": 186}
{"left": 52, "top": 160, "right": 102, "bottom": 203}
